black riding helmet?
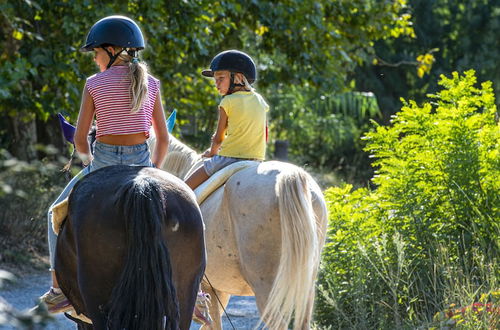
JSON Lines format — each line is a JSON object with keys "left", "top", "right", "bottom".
{"left": 81, "top": 15, "right": 145, "bottom": 69}
{"left": 202, "top": 50, "right": 257, "bottom": 86}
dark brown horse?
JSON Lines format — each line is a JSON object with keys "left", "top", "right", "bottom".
{"left": 55, "top": 165, "right": 205, "bottom": 329}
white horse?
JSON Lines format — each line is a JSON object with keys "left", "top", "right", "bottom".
{"left": 162, "top": 135, "right": 328, "bottom": 330}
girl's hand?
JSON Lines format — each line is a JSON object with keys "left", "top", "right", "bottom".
{"left": 202, "top": 148, "right": 216, "bottom": 158}
{"left": 78, "top": 152, "right": 93, "bottom": 166}
{"left": 203, "top": 143, "right": 220, "bottom": 157}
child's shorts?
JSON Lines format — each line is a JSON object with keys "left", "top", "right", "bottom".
{"left": 90, "top": 141, "right": 153, "bottom": 171}
{"left": 203, "top": 155, "right": 247, "bottom": 176}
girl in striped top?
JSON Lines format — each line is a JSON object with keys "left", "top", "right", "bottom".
{"left": 40, "top": 15, "right": 169, "bottom": 313}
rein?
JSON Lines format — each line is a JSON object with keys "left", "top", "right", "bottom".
{"left": 204, "top": 274, "right": 236, "bottom": 330}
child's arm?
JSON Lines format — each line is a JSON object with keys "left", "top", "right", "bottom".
{"left": 74, "top": 86, "right": 95, "bottom": 165}
{"left": 151, "top": 92, "right": 169, "bottom": 168}
{"left": 203, "top": 106, "right": 228, "bottom": 157}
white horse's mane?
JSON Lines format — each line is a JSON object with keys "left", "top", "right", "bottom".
{"left": 148, "top": 133, "right": 199, "bottom": 179}
{"left": 162, "top": 135, "right": 201, "bottom": 179}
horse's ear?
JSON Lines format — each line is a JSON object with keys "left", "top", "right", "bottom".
{"left": 166, "top": 109, "right": 177, "bottom": 133}
{"left": 58, "top": 113, "right": 76, "bottom": 144}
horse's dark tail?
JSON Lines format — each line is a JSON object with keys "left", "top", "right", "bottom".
{"left": 106, "top": 175, "right": 178, "bottom": 330}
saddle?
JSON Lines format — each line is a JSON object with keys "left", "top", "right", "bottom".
{"left": 51, "top": 198, "right": 69, "bottom": 235}
{"left": 193, "top": 160, "right": 259, "bottom": 204}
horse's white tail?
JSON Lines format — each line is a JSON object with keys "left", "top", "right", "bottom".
{"left": 259, "top": 166, "right": 326, "bottom": 330}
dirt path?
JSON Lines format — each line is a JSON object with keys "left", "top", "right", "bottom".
{"left": 0, "top": 270, "right": 260, "bottom": 329}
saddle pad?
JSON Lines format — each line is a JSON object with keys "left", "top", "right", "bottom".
{"left": 51, "top": 198, "right": 68, "bottom": 235}
{"left": 194, "top": 160, "right": 259, "bottom": 205}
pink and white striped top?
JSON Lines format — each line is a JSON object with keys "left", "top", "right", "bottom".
{"left": 85, "top": 65, "right": 160, "bottom": 138}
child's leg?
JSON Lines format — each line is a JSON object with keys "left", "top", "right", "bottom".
{"left": 42, "top": 167, "right": 89, "bottom": 313}
{"left": 185, "top": 166, "right": 209, "bottom": 190}
{"left": 47, "top": 168, "right": 89, "bottom": 275}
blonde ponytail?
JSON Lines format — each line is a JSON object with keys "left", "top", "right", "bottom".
{"left": 128, "top": 60, "right": 148, "bottom": 113}
{"left": 117, "top": 50, "right": 148, "bottom": 113}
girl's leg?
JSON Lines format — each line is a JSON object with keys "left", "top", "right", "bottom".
{"left": 47, "top": 167, "right": 89, "bottom": 273}
{"left": 185, "top": 166, "right": 209, "bottom": 190}
{"left": 43, "top": 167, "right": 89, "bottom": 313}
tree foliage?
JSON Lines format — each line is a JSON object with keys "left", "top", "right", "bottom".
{"left": 316, "top": 71, "right": 499, "bottom": 327}
{"left": 0, "top": 0, "right": 414, "bottom": 160}
{"left": 356, "top": 0, "right": 500, "bottom": 118}
{"left": 267, "top": 86, "right": 382, "bottom": 182}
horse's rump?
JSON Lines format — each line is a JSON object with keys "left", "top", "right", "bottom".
{"left": 55, "top": 165, "right": 205, "bottom": 330}
{"left": 199, "top": 161, "right": 328, "bottom": 329}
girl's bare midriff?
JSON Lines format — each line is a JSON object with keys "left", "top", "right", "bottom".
{"left": 97, "top": 132, "right": 147, "bottom": 145}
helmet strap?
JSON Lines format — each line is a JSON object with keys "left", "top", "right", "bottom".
{"left": 102, "top": 47, "right": 125, "bottom": 69}
{"left": 227, "top": 72, "right": 236, "bottom": 95}
{"left": 126, "top": 49, "right": 139, "bottom": 58}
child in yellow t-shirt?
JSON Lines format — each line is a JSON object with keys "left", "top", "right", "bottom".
{"left": 185, "top": 50, "right": 269, "bottom": 189}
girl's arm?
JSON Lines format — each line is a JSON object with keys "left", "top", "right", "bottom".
{"left": 74, "top": 86, "right": 95, "bottom": 165}
{"left": 204, "top": 106, "right": 228, "bottom": 157}
{"left": 151, "top": 92, "right": 169, "bottom": 168}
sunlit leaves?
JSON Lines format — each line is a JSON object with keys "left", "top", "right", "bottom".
{"left": 366, "top": 69, "right": 499, "bottom": 249}
{"left": 254, "top": 25, "right": 269, "bottom": 36}
{"left": 317, "top": 71, "right": 499, "bottom": 327}
{"left": 11, "top": 30, "right": 23, "bottom": 40}
{"left": 416, "top": 52, "right": 436, "bottom": 78}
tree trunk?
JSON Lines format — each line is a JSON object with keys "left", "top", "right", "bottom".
{"left": 6, "top": 114, "right": 37, "bottom": 161}
{"left": 36, "top": 115, "right": 68, "bottom": 160}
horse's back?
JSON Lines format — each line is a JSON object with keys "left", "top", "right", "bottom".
{"left": 67, "top": 165, "right": 203, "bottom": 245}
{"left": 66, "top": 166, "right": 204, "bottom": 278}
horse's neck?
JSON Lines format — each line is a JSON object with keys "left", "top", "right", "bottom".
{"left": 163, "top": 136, "right": 201, "bottom": 179}
{"left": 168, "top": 135, "right": 197, "bottom": 155}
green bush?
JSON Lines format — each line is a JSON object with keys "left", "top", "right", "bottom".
{"left": 315, "top": 70, "right": 499, "bottom": 328}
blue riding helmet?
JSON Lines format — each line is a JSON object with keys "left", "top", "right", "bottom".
{"left": 202, "top": 50, "right": 257, "bottom": 84}
{"left": 80, "top": 15, "right": 145, "bottom": 52}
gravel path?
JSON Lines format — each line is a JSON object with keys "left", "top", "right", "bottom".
{"left": 0, "top": 271, "right": 260, "bottom": 329}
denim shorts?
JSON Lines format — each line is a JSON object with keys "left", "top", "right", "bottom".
{"left": 203, "top": 155, "right": 246, "bottom": 176}
{"left": 90, "top": 141, "right": 153, "bottom": 171}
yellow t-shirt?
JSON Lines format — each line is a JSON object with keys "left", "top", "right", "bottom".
{"left": 218, "top": 91, "right": 269, "bottom": 160}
